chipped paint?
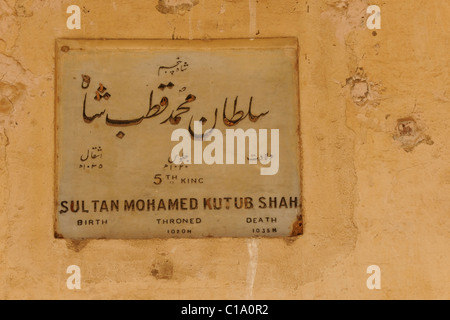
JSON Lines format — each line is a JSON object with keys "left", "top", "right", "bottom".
{"left": 346, "top": 68, "right": 382, "bottom": 108}
{"left": 151, "top": 257, "right": 174, "bottom": 280}
{"left": 393, "top": 117, "right": 434, "bottom": 152}
{"left": 15, "top": 0, "right": 33, "bottom": 17}
{"left": 65, "top": 239, "right": 89, "bottom": 252}
{"left": 156, "top": 0, "right": 199, "bottom": 15}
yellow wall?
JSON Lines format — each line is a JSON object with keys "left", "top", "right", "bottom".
{"left": 0, "top": 0, "right": 448, "bottom": 299}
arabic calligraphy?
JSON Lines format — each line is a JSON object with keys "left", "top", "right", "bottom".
{"left": 80, "top": 75, "right": 269, "bottom": 139}
{"left": 222, "top": 97, "right": 269, "bottom": 127}
{"left": 81, "top": 74, "right": 90, "bottom": 89}
{"left": 158, "top": 82, "right": 175, "bottom": 90}
{"left": 158, "top": 57, "right": 189, "bottom": 76}
{"left": 79, "top": 146, "right": 103, "bottom": 170}
{"left": 94, "top": 83, "right": 111, "bottom": 101}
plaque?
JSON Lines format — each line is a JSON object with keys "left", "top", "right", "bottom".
{"left": 55, "top": 39, "right": 301, "bottom": 239}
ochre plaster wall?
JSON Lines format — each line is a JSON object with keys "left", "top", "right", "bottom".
{"left": 0, "top": 0, "right": 448, "bottom": 299}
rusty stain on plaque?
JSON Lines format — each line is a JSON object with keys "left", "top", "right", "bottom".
{"left": 290, "top": 216, "right": 303, "bottom": 237}
{"left": 55, "top": 39, "right": 301, "bottom": 239}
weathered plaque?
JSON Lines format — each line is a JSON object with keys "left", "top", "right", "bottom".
{"left": 55, "top": 39, "right": 301, "bottom": 239}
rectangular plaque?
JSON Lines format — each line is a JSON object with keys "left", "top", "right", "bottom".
{"left": 55, "top": 39, "right": 301, "bottom": 239}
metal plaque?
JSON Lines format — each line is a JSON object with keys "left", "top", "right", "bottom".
{"left": 55, "top": 39, "right": 301, "bottom": 239}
